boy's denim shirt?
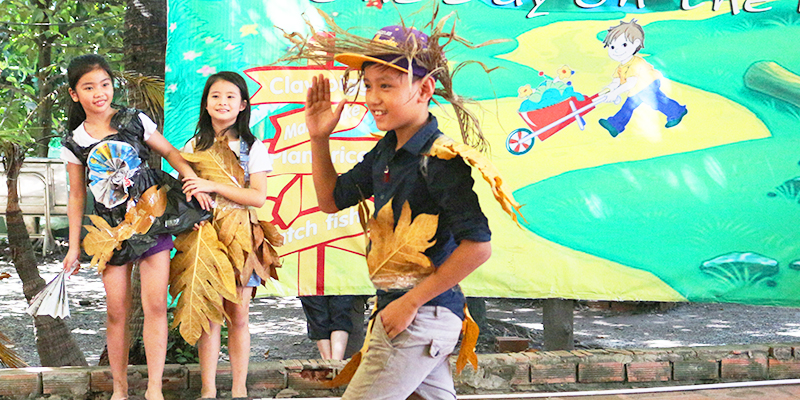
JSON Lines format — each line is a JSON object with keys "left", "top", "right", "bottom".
{"left": 333, "top": 115, "right": 491, "bottom": 319}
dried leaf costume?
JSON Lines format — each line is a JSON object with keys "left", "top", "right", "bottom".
{"left": 169, "top": 138, "right": 283, "bottom": 345}
{"left": 278, "top": 5, "right": 523, "bottom": 389}
{"left": 61, "top": 107, "right": 211, "bottom": 273}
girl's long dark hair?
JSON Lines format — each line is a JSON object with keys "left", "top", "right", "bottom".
{"left": 67, "top": 54, "right": 115, "bottom": 132}
{"left": 194, "top": 71, "right": 256, "bottom": 151}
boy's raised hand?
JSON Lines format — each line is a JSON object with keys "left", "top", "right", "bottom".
{"left": 305, "top": 74, "right": 346, "bottom": 141}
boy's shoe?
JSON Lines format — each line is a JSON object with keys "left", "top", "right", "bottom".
{"left": 665, "top": 108, "right": 688, "bottom": 128}
{"left": 599, "top": 119, "right": 620, "bottom": 138}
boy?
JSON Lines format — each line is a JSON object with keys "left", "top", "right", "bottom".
{"left": 599, "top": 19, "right": 687, "bottom": 138}
{"left": 305, "top": 25, "right": 492, "bottom": 399}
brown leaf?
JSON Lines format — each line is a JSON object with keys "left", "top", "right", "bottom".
{"left": 255, "top": 219, "right": 283, "bottom": 276}
{"left": 0, "top": 272, "right": 10, "bottom": 280}
{"left": 366, "top": 200, "right": 438, "bottom": 290}
{"left": 83, "top": 185, "right": 166, "bottom": 273}
{"left": 182, "top": 139, "right": 244, "bottom": 188}
{"left": 83, "top": 215, "right": 120, "bottom": 273}
{"left": 259, "top": 220, "right": 284, "bottom": 247}
{"left": 214, "top": 198, "right": 252, "bottom": 250}
{"left": 242, "top": 251, "right": 261, "bottom": 286}
{"left": 227, "top": 240, "right": 246, "bottom": 276}
{"left": 169, "top": 223, "right": 239, "bottom": 345}
{"left": 266, "top": 242, "right": 281, "bottom": 280}
{"left": 213, "top": 199, "right": 251, "bottom": 282}
{"left": 456, "top": 306, "right": 480, "bottom": 374}
{"left": 125, "top": 185, "right": 167, "bottom": 231}
{"left": 252, "top": 221, "right": 265, "bottom": 248}
{"left": 249, "top": 221, "right": 282, "bottom": 282}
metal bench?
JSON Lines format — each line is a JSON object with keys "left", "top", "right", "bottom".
{"left": 0, "top": 157, "right": 69, "bottom": 253}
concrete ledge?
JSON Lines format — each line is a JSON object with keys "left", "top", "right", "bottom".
{"left": 0, "top": 367, "right": 41, "bottom": 397}
{"left": 42, "top": 367, "right": 90, "bottom": 397}
{"left": 2, "top": 343, "right": 800, "bottom": 399}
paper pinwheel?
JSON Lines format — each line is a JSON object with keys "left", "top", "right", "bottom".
{"left": 87, "top": 140, "right": 142, "bottom": 209}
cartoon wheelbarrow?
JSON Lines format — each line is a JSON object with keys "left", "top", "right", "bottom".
{"left": 506, "top": 89, "right": 614, "bottom": 155}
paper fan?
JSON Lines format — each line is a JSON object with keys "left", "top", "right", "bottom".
{"left": 87, "top": 140, "right": 142, "bottom": 208}
{"left": 26, "top": 262, "right": 78, "bottom": 319}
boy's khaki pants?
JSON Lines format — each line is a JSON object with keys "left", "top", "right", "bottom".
{"left": 342, "top": 305, "right": 462, "bottom": 400}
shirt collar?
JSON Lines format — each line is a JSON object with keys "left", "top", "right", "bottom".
{"left": 387, "top": 114, "right": 438, "bottom": 156}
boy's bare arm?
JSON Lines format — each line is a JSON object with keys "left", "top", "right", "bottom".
{"left": 306, "top": 74, "right": 346, "bottom": 213}
{"left": 380, "top": 239, "right": 492, "bottom": 339}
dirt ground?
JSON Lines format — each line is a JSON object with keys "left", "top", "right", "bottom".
{"left": 3, "top": 260, "right": 800, "bottom": 367}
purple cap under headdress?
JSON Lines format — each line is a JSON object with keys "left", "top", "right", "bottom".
{"left": 335, "top": 25, "right": 436, "bottom": 79}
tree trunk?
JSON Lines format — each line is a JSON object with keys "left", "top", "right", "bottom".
{"left": 125, "top": 0, "right": 166, "bottom": 171}
{"left": 127, "top": 263, "right": 147, "bottom": 365}
{"left": 5, "top": 144, "right": 86, "bottom": 366}
{"left": 123, "top": 0, "right": 167, "bottom": 360}
{"left": 34, "top": 0, "right": 54, "bottom": 158}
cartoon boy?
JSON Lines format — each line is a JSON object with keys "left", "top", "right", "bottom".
{"left": 599, "top": 19, "right": 687, "bottom": 137}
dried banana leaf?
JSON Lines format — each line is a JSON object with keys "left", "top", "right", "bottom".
{"left": 0, "top": 331, "right": 27, "bottom": 368}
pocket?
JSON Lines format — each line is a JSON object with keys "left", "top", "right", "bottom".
{"left": 427, "top": 337, "right": 457, "bottom": 359}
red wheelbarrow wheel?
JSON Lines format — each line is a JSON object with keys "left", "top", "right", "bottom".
{"left": 506, "top": 128, "right": 534, "bottom": 155}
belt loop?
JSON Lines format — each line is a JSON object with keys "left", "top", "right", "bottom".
{"left": 435, "top": 305, "right": 439, "bottom": 317}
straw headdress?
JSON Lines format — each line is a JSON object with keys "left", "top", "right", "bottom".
{"left": 277, "top": 3, "right": 507, "bottom": 152}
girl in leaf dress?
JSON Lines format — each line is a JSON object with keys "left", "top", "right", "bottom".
{"left": 180, "top": 71, "right": 276, "bottom": 400}
{"left": 61, "top": 54, "right": 212, "bottom": 400}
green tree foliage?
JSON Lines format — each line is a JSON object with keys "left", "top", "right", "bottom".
{"left": 0, "top": 0, "right": 126, "bottom": 367}
{"left": 0, "top": 0, "right": 125, "bottom": 156}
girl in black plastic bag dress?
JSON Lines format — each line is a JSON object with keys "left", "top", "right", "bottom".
{"left": 60, "top": 54, "right": 211, "bottom": 400}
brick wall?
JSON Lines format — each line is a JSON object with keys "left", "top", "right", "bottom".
{"left": 2, "top": 344, "right": 800, "bottom": 399}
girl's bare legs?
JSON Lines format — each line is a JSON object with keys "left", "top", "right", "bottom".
{"left": 102, "top": 263, "right": 134, "bottom": 400}
{"left": 139, "top": 251, "right": 170, "bottom": 400}
{"left": 225, "top": 287, "right": 253, "bottom": 398}
{"left": 197, "top": 321, "right": 222, "bottom": 399}
{"left": 198, "top": 286, "right": 252, "bottom": 399}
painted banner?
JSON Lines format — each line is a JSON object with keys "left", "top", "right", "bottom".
{"left": 165, "top": 0, "right": 800, "bottom": 305}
